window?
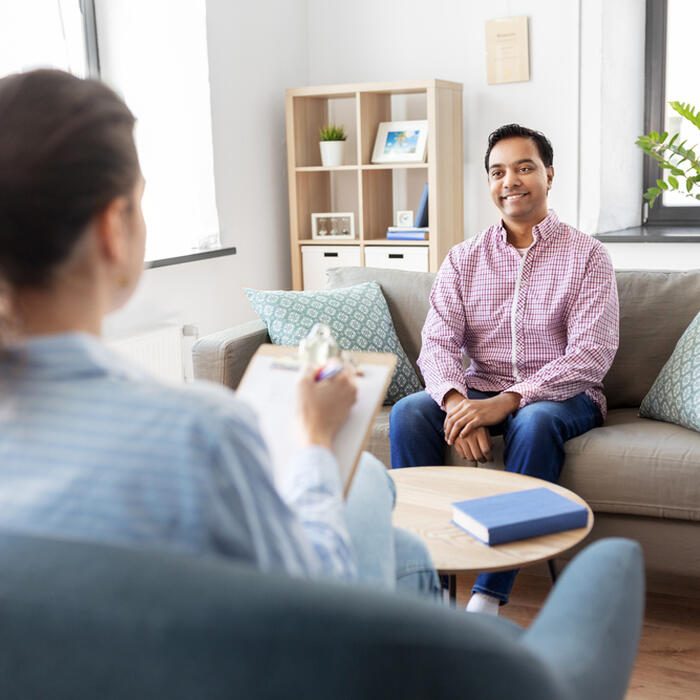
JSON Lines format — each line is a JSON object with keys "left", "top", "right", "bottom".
{"left": 0, "top": 0, "right": 222, "bottom": 263}
{"left": 95, "top": 0, "right": 221, "bottom": 262}
{"left": 0, "top": 0, "right": 89, "bottom": 77}
{"left": 644, "top": 0, "right": 700, "bottom": 225}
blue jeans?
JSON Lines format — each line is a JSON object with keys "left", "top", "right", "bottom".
{"left": 345, "top": 453, "right": 441, "bottom": 599}
{"left": 389, "top": 389, "right": 602, "bottom": 604}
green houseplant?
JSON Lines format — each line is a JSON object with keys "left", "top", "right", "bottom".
{"left": 636, "top": 101, "right": 700, "bottom": 207}
{"left": 319, "top": 124, "right": 346, "bottom": 167}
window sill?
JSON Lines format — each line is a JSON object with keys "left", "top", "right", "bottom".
{"left": 594, "top": 226, "right": 700, "bottom": 243}
{"left": 145, "top": 246, "right": 237, "bottom": 269}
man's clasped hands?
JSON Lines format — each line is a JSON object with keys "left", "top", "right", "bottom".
{"left": 443, "top": 390, "right": 522, "bottom": 463}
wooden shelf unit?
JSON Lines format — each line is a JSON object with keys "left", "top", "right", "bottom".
{"left": 285, "top": 79, "right": 463, "bottom": 290}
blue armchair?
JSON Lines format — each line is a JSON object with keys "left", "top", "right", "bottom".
{"left": 0, "top": 534, "right": 642, "bottom": 699}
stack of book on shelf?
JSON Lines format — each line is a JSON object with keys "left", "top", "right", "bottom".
{"left": 451, "top": 487, "right": 588, "bottom": 546}
{"left": 386, "top": 227, "right": 429, "bottom": 241}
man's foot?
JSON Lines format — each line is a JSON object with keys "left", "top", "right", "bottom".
{"left": 466, "top": 592, "right": 500, "bottom": 615}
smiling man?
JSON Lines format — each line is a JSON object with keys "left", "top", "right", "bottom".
{"left": 389, "top": 124, "right": 620, "bottom": 615}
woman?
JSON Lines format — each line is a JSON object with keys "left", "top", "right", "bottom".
{"left": 0, "top": 69, "right": 438, "bottom": 594}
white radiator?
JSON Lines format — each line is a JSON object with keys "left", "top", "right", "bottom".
{"left": 105, "top": 324, "right": 189, "bottom": 384}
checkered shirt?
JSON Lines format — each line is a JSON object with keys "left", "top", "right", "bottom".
{"left": 419, "top": 210, "right": 619, "bottom": 418}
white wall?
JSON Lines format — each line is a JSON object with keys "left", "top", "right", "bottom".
{"left": 308, "top": 0, "right": 580, "bottom": 236}
{"left": 107, "top": 0, "right": 308, "bottom": 338}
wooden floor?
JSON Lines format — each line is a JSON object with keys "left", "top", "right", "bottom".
{"left": 453, "top": 567, "right": 700, "bottom": 700}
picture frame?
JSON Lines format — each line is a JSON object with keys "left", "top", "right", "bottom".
{"left": 371, "top": 120, "right": 429, "bottom": 164}
{"left": 311, "top": 212, "right": 356, "bottom": 240}
{"left": 395, "top": 210, "right": 414, "bottom": 227}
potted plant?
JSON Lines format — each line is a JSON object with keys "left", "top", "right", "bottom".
{"left": 636, "top": 101, "right": 700, "bottom": 207}
{"left": 319, "top": 124, "right": 346, "bottom": 167}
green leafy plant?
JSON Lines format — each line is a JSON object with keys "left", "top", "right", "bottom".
{"left": 636, "top": 101, "right": 700, "bottom": 207}
{"left": 319, "top": 124, "right": 346, "bottom": 142}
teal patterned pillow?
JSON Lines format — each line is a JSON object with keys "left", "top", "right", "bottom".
{"left": 640, "top": 311, "right": 700, "bottom": 432}
{"left": 245, "top": 282, "right": 422, "bottom": 404}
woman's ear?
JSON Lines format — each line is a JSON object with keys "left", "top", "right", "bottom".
{"left": 94, "top": 196, "right": 131, "bottom": 264}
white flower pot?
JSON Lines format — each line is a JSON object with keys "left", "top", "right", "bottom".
{"left": 319, "top": 140, "right": 345, "bottom": 167}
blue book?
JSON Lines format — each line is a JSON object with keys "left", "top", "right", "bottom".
{"left": 451, "top": 487, "right": 588, "bottom": 546}
{"left": 386, "top": 232, "right": 428, "bottom": 241}
{"left": 386, "top": 229, "right": 428, "bottom": 241}
{"left": 414, "top": 183, "right": 429, "bottom": 227}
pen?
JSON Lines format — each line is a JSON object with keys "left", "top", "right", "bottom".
{"left": 315, "top": 363, "right": 344, "bottom": 382}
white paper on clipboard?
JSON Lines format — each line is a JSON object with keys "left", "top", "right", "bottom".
{"left": 236, "top": 345, "right": 396, "bottom": 495}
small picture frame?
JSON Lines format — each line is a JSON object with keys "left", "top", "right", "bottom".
{"left": 371, "top": 120, "right": 429, "bottom": 164}
{"left": 395, "top": 210, "right": 414, "bottom": 228}
{"left": 311, "top": 212, "right": 355, "bottom": 240}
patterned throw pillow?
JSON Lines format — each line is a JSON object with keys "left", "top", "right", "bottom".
{"left": 245, "top": 282, "right": 422, "bottom": 404}
{"left": 639, "top": 311, "right": 700, "bottom": 432}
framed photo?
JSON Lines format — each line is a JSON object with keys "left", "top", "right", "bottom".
{"left": 311, "top": 212, "right": 355, "bottom": 240}
{"left": 371, "top": 120, "right": 428, "bottom": 164}
{"left": 395, "top": 210, "right": 414, "bottom": 227}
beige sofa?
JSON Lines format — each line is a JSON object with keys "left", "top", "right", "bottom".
{"left": 193, "top": 267, "right": 700, "bottom": 577}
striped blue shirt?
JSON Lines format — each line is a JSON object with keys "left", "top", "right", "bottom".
{"left": 0, "top": 333, "right": 356, "bottom": 581}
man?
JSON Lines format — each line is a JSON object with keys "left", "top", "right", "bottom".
{"left": 390, "top": 124, "right": 619, "bottom": 615}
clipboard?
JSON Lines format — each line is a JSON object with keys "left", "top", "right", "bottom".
{"left": 236, "top": 344, "right": 396, "bottom": 497}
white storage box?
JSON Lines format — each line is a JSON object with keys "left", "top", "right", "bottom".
{"left": 364, "top": 246, "right": 429, "bottom": 273}
{"left": 301, "top": 245, "right": 362, "bottom": 290}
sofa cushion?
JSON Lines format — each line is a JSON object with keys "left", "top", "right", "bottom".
{"left": 326, "top": 267, "right": 435, "bottom": 376}
{"left": 639, "top": 311, "right": 700, "bottom": 432}
{"left": 245, "top": 282, "right": 422, "bottom": 403}
{"left": 557, "top": 409, "right": 700, "bottom": 521}
{"left": 604, "top": 270, "right": 700, "bottom": 409}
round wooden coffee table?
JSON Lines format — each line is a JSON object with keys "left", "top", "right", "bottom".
{"left": 390, "top": 467, "right": 593, "bottom": 600}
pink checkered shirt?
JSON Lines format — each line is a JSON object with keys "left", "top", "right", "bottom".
{"left": 419, "top": 210, "right": 619, "bottom": 418}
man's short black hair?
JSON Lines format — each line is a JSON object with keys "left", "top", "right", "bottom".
{"left": 484, "top": 124, "right": 554, "bottom": 171}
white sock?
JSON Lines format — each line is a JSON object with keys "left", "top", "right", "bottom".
{"left": 466, "top": 592, "right": 500, "bottom": 616}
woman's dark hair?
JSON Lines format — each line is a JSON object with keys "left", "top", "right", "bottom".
{"left": 484, "top": 124, "right": 554, "bottom": 171}
{"left": 0, "top": 69, "right": 139, "bottom": 289}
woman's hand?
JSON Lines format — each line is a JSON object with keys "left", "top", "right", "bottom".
{"left": 297, "top": 366, "right": 357, "bottom": 449}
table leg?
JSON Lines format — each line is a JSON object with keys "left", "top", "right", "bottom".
{"left": 440, "top": 574, "right": 457, "bottom": 606}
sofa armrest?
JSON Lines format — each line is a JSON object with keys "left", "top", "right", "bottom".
{"left": 192, "top": 320, "right": 269, "bottom": 390}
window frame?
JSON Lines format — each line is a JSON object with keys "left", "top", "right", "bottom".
{"left": 78, "top": 0, "right": 231, "bottom": 268}
{"left": 80, "top": 0, "right": 100, "bottom": 77}
{"left": 643, "top": 0, "right": 700, "bottom": 226}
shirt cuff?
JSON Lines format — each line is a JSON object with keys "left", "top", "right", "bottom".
{"left": 504, "top": 383, "right": 537, "bottom": 408}
{"left": 430, "top": 382, "right": 469, "bottom": 410}
{"left": 278, "top": 446, "right": 343, "bottom": 500}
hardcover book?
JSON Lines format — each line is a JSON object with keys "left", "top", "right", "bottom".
{"left": 415, "top": 183, "right": 429, "bottom": 227}
{"left": 386, "top": 230, "right": 428, "bottom": 240}
{"left": 451, "top": 487, "right": 588, "bottom": 546}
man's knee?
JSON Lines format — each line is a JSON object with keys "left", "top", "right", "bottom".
{"left": 390, "top": 391, "right": 439, "bottom": 432}
{"left": 510, "top": 402, "right": 565, "bottom": 438}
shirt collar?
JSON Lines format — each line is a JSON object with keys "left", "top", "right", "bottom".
{"left": 495, "top": 209, "right": 561, "bottom": 246}
{"left": 0, "top": 332, "right": 146, "bottom": 382}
